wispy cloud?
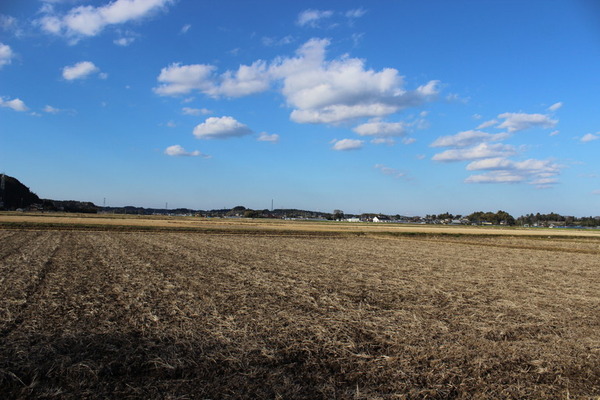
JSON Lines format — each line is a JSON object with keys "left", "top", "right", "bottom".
{"left": 465, "top": 157, "right": 562, "bottom": 188}
{"left": 297, "top": 9, "right": 333, "bottom": 27}
{"left": 548, "top": 102, "right": 563, "bottom": 112}
{"left": 257, "top": 132, "right": 279, "bottom": 143}
{"left": 182, "top": 107, "right": 211, "bottom": 116}
{"left": 164, "top": 144, "right": 209, "bottom": 158}
{"left": 432, "top": 143, "right": 516, "bottom": 162}
{"left": 496, "top": 112, "right": 557, "bottom": 132}
{"left": 331, "top": 138, "right": 363, "bottom": 151}
{"left": 180, "top": 24, "right": 191, "bottom": 34}
{"left": 431, "top": 130, "right": 509, "bottom": 148}
{"left": 374, "top": 164, "right": 405, "bottom": 179}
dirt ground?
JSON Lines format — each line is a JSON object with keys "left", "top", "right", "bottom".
{"left": 1, "top": 212, "right": 600, "bottom": 238}
{"left": 1, "top": 229, "right": 599, "bottom": 399}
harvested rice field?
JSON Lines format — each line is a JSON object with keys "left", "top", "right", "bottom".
{"left": 1, "top": 228, "right": 599, "bottom": 399}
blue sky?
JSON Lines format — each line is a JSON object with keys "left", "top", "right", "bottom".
{"left": 1, "top": 0, "right": 600, "bottom": 216}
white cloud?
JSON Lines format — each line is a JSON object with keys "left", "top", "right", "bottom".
{"left": 476, "top": 119, "right": 498, "bottom": 129}
{"left": 262, "top": 35, "right": 294, "bottom": 47}
{"left": 0, "top": 96, "right": 28, "bottom": 112}
{"left": 257, "top": 132, "right": 279, "bottom": 143}
{"left": 216, "top": 61, "right": 271, "bottom": 97}
{"left": 297, "top": 9, "right": 333, "bottom": 27}
{"left": 402, "top": 137, "right": 416, "bottom": 145}
{"left": 0, "top": 42, "right": 14, "bottom": 69}
{"left": 430, "top": 130, "right": 509, "bottom": 148}
{"left": 548, "top": 102, "right": 563, "bottom": 112}
{"left": 180, "top": 24, "right": 191, "bottom": 34}
{"left": 38, "top": 0, "right": 174, "bottom": 40}
{"left": 193, "top": 116, "right": 253, "bottom": 139}
{"left": 353, "top": 120, "right": 407, "bottom": 137}
{"left": 272, "top": 39, "right": 440, "bottom": 124}
{"left": 345, "top": 8, "right": 367, "bottom": 19}
{"left": 496, "top": 112, "right": 557, "bottom": 132}
{"left": 114, "top": 36, "right": 135, "bottom": 46}
{"left": 593, "top": 189, "right": 600, "bottom": 195}
{"left": 164, "top": 144, "right": 208, "bottom": 157}
{"left": 156, "top": 38, "right": 440, "bottom": 125}
{"left": 432, "top": 143, "right": 516, "bottom": 162}
{"left": 371, "top": 138, "right": 395, "bottom": 145}
{"left": 465, "top": 157, "right": 561, "bottom": 188}
{"left": 62, "top": 61, "right": 101, "bottom": 80}
{"left": 0, "top": 14, "right": 17, "bottom": 31}
{"left": 154, "top": 63, "right": 216, "bottom": 96}
{"left": 581, "top": 133, "right": 600, "bottom": 143}
{"left": 465, "top": 171, "right": 526, "bottom": 184}
{"left": 374, "top": 164, "right": 405, "bottom": 179}
{"left": 43, "top": 105, "right": 61, "bottom": 113}
{"left": 331, "top": 138, "right": 363, "bottom": 151}
{"left": 182, "top": 107, "right": 211, "bottom": 116}
{"left": 549, "top": 130, "right": 559, "bottom": 136}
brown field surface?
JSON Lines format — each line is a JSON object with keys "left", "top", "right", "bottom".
{"left": 1, "top": 211, "right": 600, "bottom": 238}
{"left": 1, "top": 227, "right": 599, "bottom": 398}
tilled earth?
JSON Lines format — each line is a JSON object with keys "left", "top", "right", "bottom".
{"left": 1, "top": 230, "right": 599, "bottom": 399}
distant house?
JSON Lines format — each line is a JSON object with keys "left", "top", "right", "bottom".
{"left": 346, "top": 217, "right": 360, "bottom": 222}
{"left": 373, "top": 215, "right": 391, "bottom": 223}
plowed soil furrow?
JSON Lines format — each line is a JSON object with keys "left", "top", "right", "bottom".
{"left": 0, "top": 232, "right": 62, "bottom": 336}
{"left": 0, "top": 231, "right": 43, "bottom": 260}
{"left": 0, "top": 230, "right": 599, "bottom": 399}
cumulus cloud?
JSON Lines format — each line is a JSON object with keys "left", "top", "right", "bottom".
{"left": 548, "top": 102, "right": 563, "bottom": 112}
{"left": 182, "top": 107, "right": 211, "bottom": 116}
{"left": 38, "top": 0, "right": 173, "bottom": 40}
{"left": 430, "top": 130, "right": 509, "bottom": 148}
{"left": 257, "top": 132, "right": 279, "bottom": 143}
{"left": 581, "top": 133, "right": 600, "bottom": 143}
{"left": 164, "top": 144, "right": 209, "bottom": 157}
{"left": 353, "top": 120, "right": 407, "bottom": 137}
{"left": 154, "top": 61, "right": 273, "bottom": 98}
{"left": 432, "top": 143, "right": 516, "bottom": 162}
{"left": 0, "top": 42, "right": 14, "bottom": 69}
{"left": 0, "top": 96, "right": 28, "bottom": 112}
{"left": 216, "top": 61, "right": 272, "bottom": 97}
{"left": 62, "top": 61, "right": 102, "bottom": 80}
{"left": 465, "top": 157, "right": 561, "bottom": 188}
{"left": 155, "top": 39, "right": 439, "bottom": 126}
{"left": 496, "top": 112, "right": 557, "bottom": 132}
{"left": 331, "top": 138, "right": 363, "bottom": 151}
{"left": 272, "top": 39, "right": 439, "bottom": 124}
{"left": 154, "top": 63, "right": 216, "bottom": 96}
{"left": 375, "top": 164, "right": 405, "bottom": 179}
{"left": 297, "top": 9, "right": 333, "bottom": 27}
{"left": 193, "top": 116, "right": 253, "bottom": 139}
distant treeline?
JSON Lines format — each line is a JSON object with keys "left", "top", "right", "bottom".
{"left": 1, "top": 174, "right": 599, "bottom": 226}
